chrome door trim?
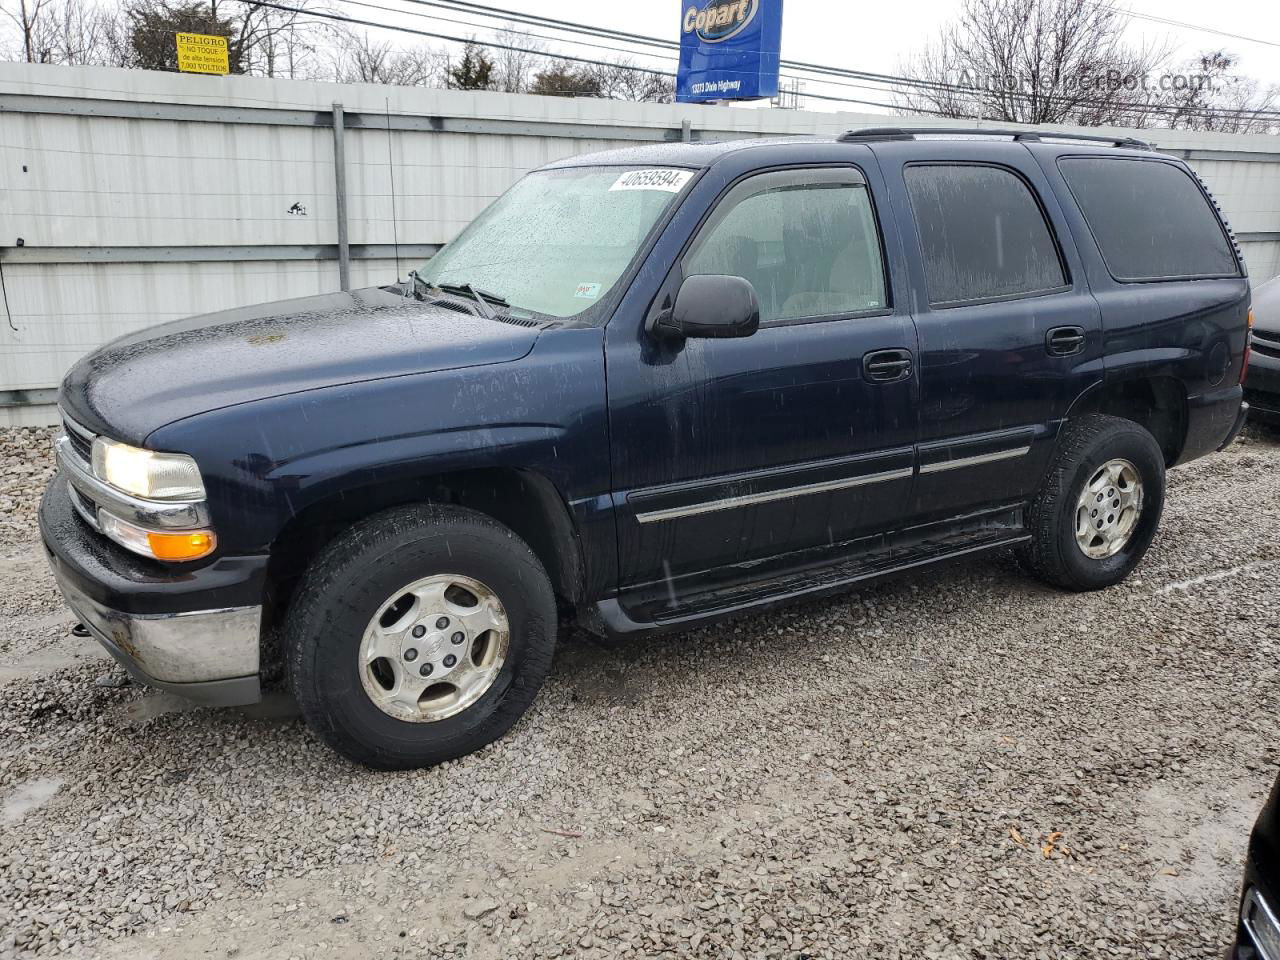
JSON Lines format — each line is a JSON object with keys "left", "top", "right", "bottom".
{"left": 635, "top": 467, "right": 914, "bottom": 524}
{"left": 918, "top": 445, "right": 1030, "bottom": 475}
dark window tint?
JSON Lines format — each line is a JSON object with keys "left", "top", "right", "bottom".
{"left": 684, "top": 169, "right": 887, "bottom": 322}
{"left": 905, "top": 165, "right": 1067, "bottom": 305}
{"left": 1059, "top": 158, "right": 1238, "bottom": 281}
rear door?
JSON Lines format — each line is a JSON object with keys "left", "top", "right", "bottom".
{"left": 604, "top": 148, "right": 919, "bottom": 611}
{"left": 875, "top": 141, "right": 1103, "bottom": 522}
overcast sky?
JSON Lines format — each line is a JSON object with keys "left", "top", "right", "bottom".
{"left": 379, "top": 0, "right": 1280, "bottom": 109}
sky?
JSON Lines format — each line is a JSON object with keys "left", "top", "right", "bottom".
{"left": 360, "top": 0, "right": 1280, "bottom": 110}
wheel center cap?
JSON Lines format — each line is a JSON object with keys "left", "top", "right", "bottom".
{"left": 404, "top": 628, "right": 449, "bottom": 662}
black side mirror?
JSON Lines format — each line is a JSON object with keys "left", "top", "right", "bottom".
{"left": 651, "top": 274, "right": 761, "bottom": 341}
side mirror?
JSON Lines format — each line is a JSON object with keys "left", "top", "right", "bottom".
{"left": 651, "top": 274, "right": 761, "bottom": 341}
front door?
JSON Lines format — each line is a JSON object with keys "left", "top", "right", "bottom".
{"left": 605, "top": 156, "right": 919, "bottom": 615}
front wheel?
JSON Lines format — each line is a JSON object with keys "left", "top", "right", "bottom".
{"left": 1020, "top": 415, "right": 1166, "bottom": 591}
{"left": 286, "top": 504, "right": 557, "bottom": 770}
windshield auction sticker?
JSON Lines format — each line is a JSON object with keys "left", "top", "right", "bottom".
{"left": 609, "top": 169, "right": 694, "bottom": 193}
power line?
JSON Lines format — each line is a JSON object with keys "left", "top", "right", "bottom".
{"left": 1087, "top": 0, "right": 1280, "bottom": 49}
{"left": 334, "top": 0, "right": 682, "bottom": 67}
{"left": 318, "top": 0, "right": 1280, "bottom": 122}
{"left": 411, "top": 0, "right": 1280, "bottom": 120}
{"left": 237, "top": 0, "right": 972, "bottom": 115}
{"left": 424, "top": 0, "right": 1280, "bottom": 56}
{"left": 236, "top": 0, "right": 1280, "bottom": 123}
{"left": 330, "top": 0, "right": 964, "bottom": 105}
{"left": 233, "top": 0, "right": 673, "bottom": 76}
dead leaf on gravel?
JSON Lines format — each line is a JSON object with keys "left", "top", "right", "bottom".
{"left": 1009, "top": 826, "right": 1030, "bottom": 848}
{"left": 1042, "top": 831, "right": 1064, "bottom": 859}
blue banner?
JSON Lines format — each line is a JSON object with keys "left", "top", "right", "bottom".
{"left": 676, "top": 0, "right": 783, "bottom": 103}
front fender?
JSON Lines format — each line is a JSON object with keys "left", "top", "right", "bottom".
{"left": 146, "top": 327, "right": 612, "bottom": 563}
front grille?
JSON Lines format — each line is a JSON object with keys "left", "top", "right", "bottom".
{"left": 57, "top": 411, "right": 103, "bottom": 534}
{"left": 61, "top": 415, "right": 94, "bottom": 464}
{"left": 1254, "top": 338, "right": 1280, "bottom": 360}
{"left": 66, "top": 483, "right": 101, "bottom": 531}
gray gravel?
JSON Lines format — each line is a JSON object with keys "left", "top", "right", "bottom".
{"left": 0, "top": 422, "right": 1278, "bottom": 959}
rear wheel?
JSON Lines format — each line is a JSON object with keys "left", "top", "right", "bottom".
{"left": 286, "top": 504, "right": 556, "bottom": 770}
{"left": 1020, "top": 415, "right": 1166, "bottom": 591}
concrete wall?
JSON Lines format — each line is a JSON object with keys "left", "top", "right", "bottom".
{"left": 2, "top": 61, "right": 1278, "bottom": 425}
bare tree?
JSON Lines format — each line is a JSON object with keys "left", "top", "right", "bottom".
{"left": 1, "top": 0, "right": 57, "bottom": 61}
{"left": 240, "top": 5, "right": 329, "bottom": 78}
{"left": 330, "top": 27, "right": 439, "bottom": 85}
{"left": 205, "top": 0, "right": 331, "bottom": 78}
{"left": 899, "top": 0, "right": 1172, "bottom": 126}
{"left": 490, "top": 22, "right": 544, "bottom": 93}
{"left": 531, "top": 59, "right": 600, "bottom": 98}
{"left": 40, "top": 0, "right": 127, "bottom": 65}
{"left": 590, "top": 57, "right": 674, "bottom": 103}
{"left": 1158, "top": 50, "right": 1278, "bottom": 134}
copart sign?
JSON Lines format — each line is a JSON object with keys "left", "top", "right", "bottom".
{"left": 676, "top": 0, "right": 784, "bottom": 103}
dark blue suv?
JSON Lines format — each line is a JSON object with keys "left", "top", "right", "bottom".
{"left": 39, "top": 127, "right": 1251, "bottom": 768}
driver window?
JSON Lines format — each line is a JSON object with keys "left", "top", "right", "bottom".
{"left": 683, "top": 169, "right": 888, "bottom": 323}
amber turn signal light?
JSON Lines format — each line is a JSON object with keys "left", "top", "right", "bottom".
{"left": 146, "top": 530, "right": 216, "bottom": 561}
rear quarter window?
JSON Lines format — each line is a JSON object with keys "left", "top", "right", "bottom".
{"left": 1058, "top": 157, "right": 1239, "bottom": 282}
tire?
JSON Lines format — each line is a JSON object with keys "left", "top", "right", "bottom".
{"left": 1019, "top": 414, "right": 1166, "bottom": 592}
{"left": 285, "top": 504, "right": 557, "bottom": 770}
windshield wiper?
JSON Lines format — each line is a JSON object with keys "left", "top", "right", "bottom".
{"left": 431, "top": 281, "right": 510, "bottom": 319}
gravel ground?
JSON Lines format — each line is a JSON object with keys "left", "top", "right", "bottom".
{"left": 0, "top": 422, "right": 1277, "bottom": 959}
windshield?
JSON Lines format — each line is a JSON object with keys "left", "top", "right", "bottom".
{"left": 417, "top": 166, "right": 694, "bottom": 319}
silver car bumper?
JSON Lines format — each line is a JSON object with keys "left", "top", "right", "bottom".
{"left": 53, "top": 567, "right": 262, "bottom": 707}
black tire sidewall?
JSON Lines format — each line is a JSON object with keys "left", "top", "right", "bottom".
{"left": 1052, "top": 425, "right": 1165, "bottom": 589}
{"left": 289, "top": 511, "right": 555, "bottom": 769}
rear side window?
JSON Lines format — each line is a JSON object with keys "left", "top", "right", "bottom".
{"left": 1058, "top": 157, "right": 1239, "bottom": 281}
{"left": 905, "top": 164, "right": 1067, "bottom": 306}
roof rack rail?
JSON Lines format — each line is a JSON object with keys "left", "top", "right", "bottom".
{"left": 837, "top": 127, "right": 1154, "bottom": 150}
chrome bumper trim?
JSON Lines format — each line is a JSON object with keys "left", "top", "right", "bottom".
{"left": 1244, "top": 886, "right": 1280, "bottom": 960}
{"left": 54, "top": 435, "right": 210, "bottom": 530}
{"left": 52, "top": 567, "right": 260, "bottom": 685}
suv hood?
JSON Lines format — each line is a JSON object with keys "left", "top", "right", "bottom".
{"left": 59, "top": 287, "right": 543, "bottom": 443}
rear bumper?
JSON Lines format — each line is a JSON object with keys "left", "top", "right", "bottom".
{"left": 1221, "top": 402, "right": 1251, "bottom": 450}
{"left": 1177, "top": 384, "right": 1246, "bottom": 465}
{"left": 39, "top": 475, "right": 265, "bottom": 706}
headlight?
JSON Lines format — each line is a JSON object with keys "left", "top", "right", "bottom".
{"left": 91, "top": 439, "right": 205, "bottom": 501}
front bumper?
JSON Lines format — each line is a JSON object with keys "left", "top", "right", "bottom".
{"left": 40, "top": 475, "right": 266, "bottom": 706}
{"left": 1245, "top": 345, "right": 1280, "bottom": 425}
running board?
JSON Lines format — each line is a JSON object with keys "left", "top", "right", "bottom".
{"left": 592, "top": 513, "right": 1028, "bottom": 637}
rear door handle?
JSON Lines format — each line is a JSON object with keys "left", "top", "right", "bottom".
{"left": 1046, "top": 326, "right": 1086, "bottom": 356}
{"left": 863, "top": 348, "right": 913, "bottom": 383}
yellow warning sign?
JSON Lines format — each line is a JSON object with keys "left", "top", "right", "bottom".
{"left": 175, "top": 33, "right": 229, "bottom": 75}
